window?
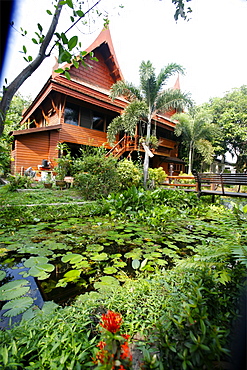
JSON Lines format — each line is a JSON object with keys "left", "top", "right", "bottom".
{"left": 92, "top": 111, "right": 105, "bottom": 131}
{"left": 64, "top": 102, "right": 79, "bottom": 125}
{"left": 64, "top": 101, "right": 116, "bottom": 131}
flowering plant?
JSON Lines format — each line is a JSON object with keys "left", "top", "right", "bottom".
{"left": 93, "top": 310, "right": 133, "bottom": 370}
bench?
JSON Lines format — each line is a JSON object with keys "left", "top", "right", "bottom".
{"left": 192, "top": 170, "right": 247, "bottom": 200}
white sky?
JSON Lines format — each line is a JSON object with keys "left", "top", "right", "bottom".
{"left": 1, "top": 0, "right": 247, "bottom": 105}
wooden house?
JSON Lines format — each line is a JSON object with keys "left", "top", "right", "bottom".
{"left": 11, "top": 28, "right": 185, "bottom": 177}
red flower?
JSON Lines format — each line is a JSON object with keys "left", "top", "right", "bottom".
{"left": 118, "top": 365, "right": 126, "bottom": 370}
{"left": 95, "top": 349, "right": 113, "bottom": 364}
{"left": 120, "top": 342, "right": 132, "bottom": 361}
{"left": 121, "top": 334, "right": 130, "bottom": 340}
{"left": 97, "top": 341, "right": 106, "bottom": 349}
{"left": 100, "top": 310, "right": 122, "bottom": 333}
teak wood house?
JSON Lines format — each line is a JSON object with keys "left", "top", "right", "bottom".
{"left": 11, "top": 28, "right": 185, "bottom": 177}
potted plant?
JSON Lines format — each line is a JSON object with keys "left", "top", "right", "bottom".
{"left": 55, "top": 143, "right": 72, "bottom": 188}
{"left": 43, "top": 173, "right": 53, "bottom": 188}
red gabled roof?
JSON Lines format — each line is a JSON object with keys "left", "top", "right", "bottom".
{"left": 85, "top": 27, "right": 124, "bottom": 81}
{"left": 52, "top": 27, "right": 124, "bottom": 83}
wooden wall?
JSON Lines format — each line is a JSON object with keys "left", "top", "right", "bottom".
{"left": 69, "top": 51, "right": 116, "bottom": 90}
{"left": 13, "top": 131, "right": 60, "bottom": 174}
{"left": 59, "top": 123, "right": 111, "bottom": 149}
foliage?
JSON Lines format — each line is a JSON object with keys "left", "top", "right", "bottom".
{"left": 0, "top": 186, "right": 247, "bottom": 368}
{"left": 117, "top": 159, "right": 142, "bottom": 190}
{"left": 173, "top": 108, "right": 216, "bottom": 173}
{"left": 0, "top": 93, "right": 31, "bottom": 175}
{"left": 74, "top": 154, "right": 120, "bottom": 199}
{"left": 6, "top": 174, "right": 32, "bottom": 191}
{"left": 202, "top": 85, "right": 247, "bottom": 171}
{"left": 148, "top": 167, "right": 167, "bottom": 187}
{"left": 55, "top": 142, "right": 73, "bottom": 179}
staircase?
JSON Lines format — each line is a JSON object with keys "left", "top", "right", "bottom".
{"left": 106, "top": 135, "right": 138, "bottom": 158}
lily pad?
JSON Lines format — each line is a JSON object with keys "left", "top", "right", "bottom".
{"left": 103, "top": 266, "right": 118, "bottom": 274}
{"left": 2, "top": 296, "right": 33, "bottom": 317}
{"left": 61, "top": 254, "right": 83, "bottom": 264}
{"left": 24, "top": 256, "right": 49, "bottom": 268}
{"left": 0, "top": 270, "right": 6, "bottom": 281}
{"left": 91, "top": 252, "right": 108, "bottom": 261}
{"left": 0, "top": 279, "right": 30, "bottom": 300}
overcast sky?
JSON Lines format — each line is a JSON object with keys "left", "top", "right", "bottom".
{"left": 1, "top": 0, "right": 247, "bottom": 105}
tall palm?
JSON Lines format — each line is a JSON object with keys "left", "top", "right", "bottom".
{"left": 107, "top": 60, "right": 192, "bottom": 187}
{"left": 173, "top": 110, "right": 216, "bottom": 173}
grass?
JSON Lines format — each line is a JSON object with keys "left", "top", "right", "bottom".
{"left": 0, "top": 185, "right": 85, "bottom": 206}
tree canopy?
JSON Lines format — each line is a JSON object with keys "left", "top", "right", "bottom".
{"left": 202, "top": 86, "right": 247, "bottom": 171}
{"left": 173, "top": 109, "right": 216, "bottom": 173}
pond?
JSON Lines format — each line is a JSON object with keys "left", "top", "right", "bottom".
{"left": 0, "top": 215, "right": 205, "bottom": 327}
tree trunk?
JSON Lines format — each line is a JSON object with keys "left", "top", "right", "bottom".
{"left": 0, "top": 3, "right": 63, "bottom": 136}
{"left": 143, "top": 115, "right": 152, "bottom": 188}
{"left": 188, "top": 141, "right": 193, "bottom": 174}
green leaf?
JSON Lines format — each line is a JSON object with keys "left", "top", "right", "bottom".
{"left": 91, "top": 252, "right": 108, "bottom": 261}
{"left": 22, "top": 45, "right": 27, "bottom": 54}
{"left": 32, "top": 38, "right": 38, "bottom": 44}
{"left": 64, "top": 71, "right": 71, "bottom": 80}
{"left": 61, "top": 32, "right": 68, "bottom": 44}
{"left": 76, "top": 10, "right": 84, "bottom": 17}
{"left": 68, "top": 36, "right": 78, "bottom": 51}
{"left": 103, "top": 266, "right": 117, "bottom": 274}
{"left": 64, "top": 269, "right": 81, "bottom": 279}
{"left": 132, "top": 259, "right": 140, "bottom": 269}
{"left": 62, "top": 253, "right": 83, "bottom": 264}
{"left": 24, "top": 256, "right": 49, "bottom": 268}
{"left": 37, "top": 23, "right": 43, "bottom": 32}
{"left": 0, "top": 279, "right": 30, "bottom": 300}
{"left": 73, "top": 60, "right": 79, "bottom": 68}
{"left": 200, "top": 319, "right": 206, "bottom": 335}
{"left": 46, "top": 9, "right": 52, "bottom": 15}
{"left": 66, "top": 0, "right": 74, "bottom": 8}
{"left": 0, "top": 270, "right": 6, "bottom": 281}
{"left": 2, "top": 297, "right": 33, "bottom": 317}
{"left": 54, "top": 68, "right": 64, "bottom": 73}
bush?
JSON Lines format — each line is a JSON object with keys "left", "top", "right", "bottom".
{"left": 74, "top": 155, "right": 120, "bottom": 200}
{"left": 6, "top": 174, "right": 32, "bottom": 191}
{"left": 117, "top": 159, "right": 142, "bottom": 190}
{"left": 148, "top": 167, "right": 167, "bottom": 187}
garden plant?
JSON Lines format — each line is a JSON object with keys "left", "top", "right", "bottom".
{"left": 0, "top": 155, "right": 247, "bottom": 369}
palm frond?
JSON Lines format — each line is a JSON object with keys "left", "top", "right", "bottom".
{"left": 156, "top": 89, "right": 193, "bottom": 113}
{"left": 107, "top": 101, "right": 148, "bottom": 145}
{"left": 139, "top": 61, "right": 158, "bottom": 109}
{"left": 156, "top": 63, "right": 185, "bottom": 90}
{"left": 110, "top": 80, "right": 142, "bottom": 102}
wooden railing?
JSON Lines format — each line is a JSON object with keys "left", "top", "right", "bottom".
{"left": 106, "top": 135, "right": 139, "bottom": 158}
{"left": 162, "top": 176, "right": 196, "bottom": 188}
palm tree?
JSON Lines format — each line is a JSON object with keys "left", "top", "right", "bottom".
{"left": 107, "top": 60, "right": 192, "bottom": 187}
{"left": 173, "top": 109, "right": 216, "bottom": 173}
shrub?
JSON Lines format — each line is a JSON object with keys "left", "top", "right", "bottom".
{"left": 117, "top": 159, "right": 142, "bottom": 190}
{"left": 6, "top": 174, "right": 32, "bottom": 191}
{"left": 74, "top": 155, "right": 120, "bottom": 200}
{"left": 148, "top": 167, "right": 167, "bottom": 187}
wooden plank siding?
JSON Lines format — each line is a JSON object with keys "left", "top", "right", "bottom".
{"left": 69, "top": 50, "right": 116, "bottom": 90}
{"left": 13, "top": 131, "right": 59, "bottom": 173}
{"left": 59, "top": 123, "right": 111, "bottom": 149}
